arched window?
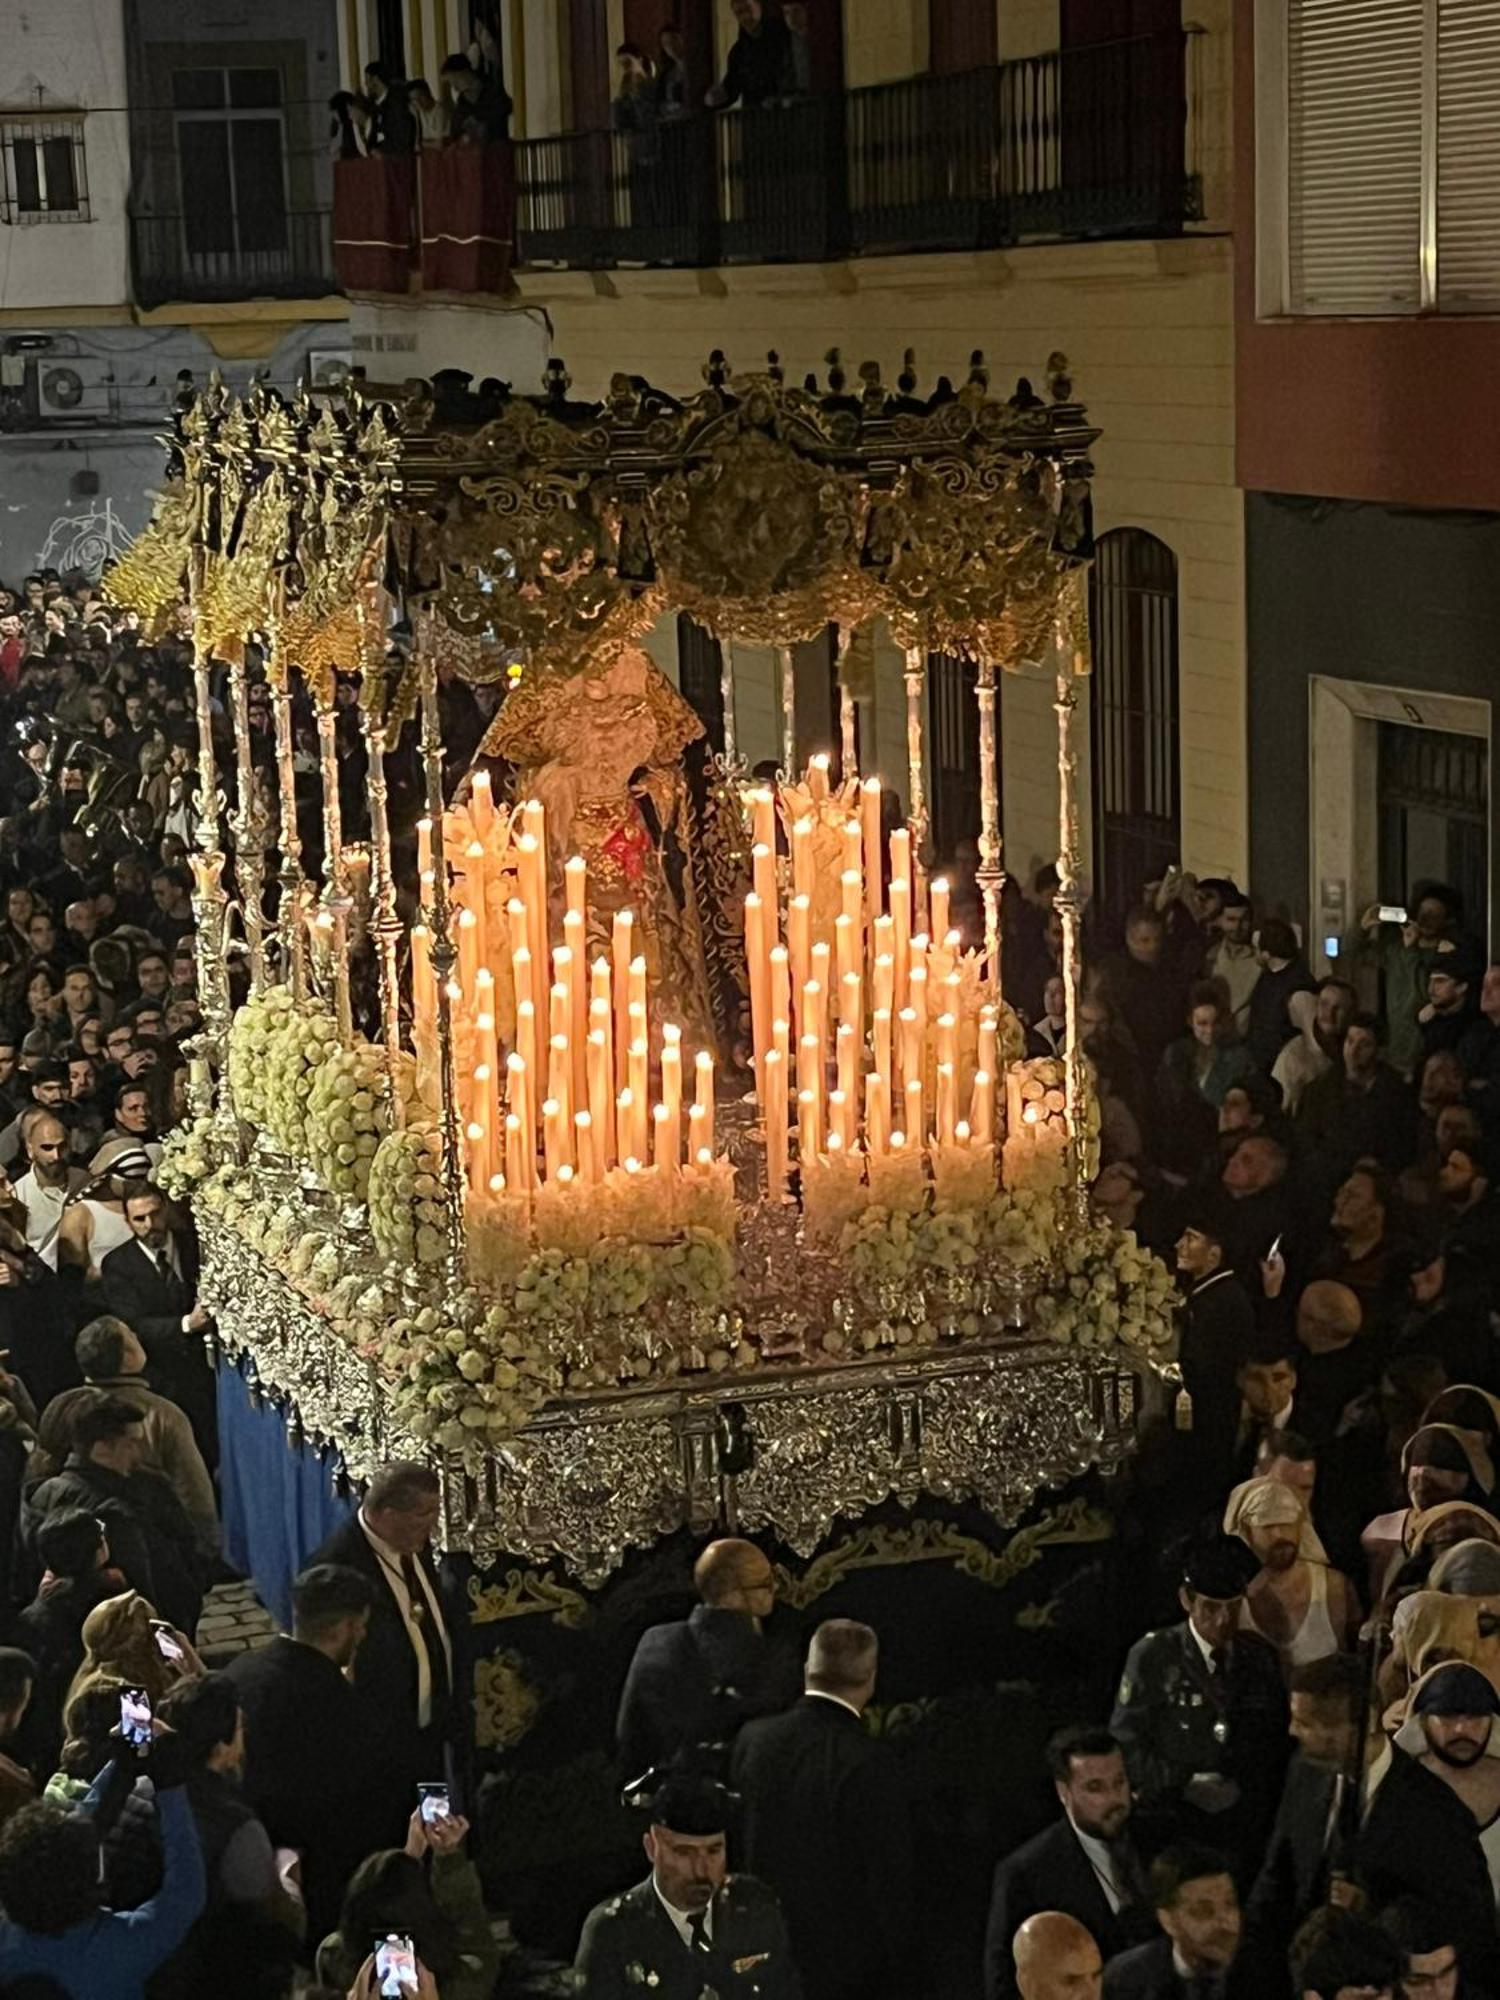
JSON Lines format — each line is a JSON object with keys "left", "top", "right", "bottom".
{"left": 1089, "top": 527, "right": 1181, "bottom": 931}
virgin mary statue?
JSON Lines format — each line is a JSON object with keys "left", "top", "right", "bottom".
{"left": 484, "top": 645, "right": 717, "bottom": 1050}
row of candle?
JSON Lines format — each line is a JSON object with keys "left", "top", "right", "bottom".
{"left": 408, "top": 784, "right": 719, "bottom": 1204}
{"left": 744, "top": 760, "right": 998, "bottom": 1200}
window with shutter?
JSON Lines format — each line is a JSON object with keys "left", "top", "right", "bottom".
{"left": 1287, "top": 0, "right": 1425, "bottom": 313}
{"left": 1437, "top": 0, "right": 1500, "bottom": 309}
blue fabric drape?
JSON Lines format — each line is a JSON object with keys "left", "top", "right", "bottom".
{"left": 216, "top": 1357, "right": 355, "bottom": 1629}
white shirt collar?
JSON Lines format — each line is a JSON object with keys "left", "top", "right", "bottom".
{"left": 653, "top": 1878, "right": 712, "bottom": 1951}
{"left": 804, "top": 1689, "right": 863, "bottom": 1721}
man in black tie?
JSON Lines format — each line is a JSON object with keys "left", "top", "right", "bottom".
{"left": 1102, "top": 1844, "right": 1246, "bottom": 1999}
{"left": 575, "top": 1767, "right": 802, "bottom": 1999}
{"left": 99, "top": 1182, "right": 215, "bottom": 1465}
{"left": 985, "top": 1725, "right": 1154, "bottom": 2000}
{"left": 732, "top": 1619, "right": 915, "bottom": 2000}
{"left": 308, "top": 1460, "right": 462, "bottom": 1824}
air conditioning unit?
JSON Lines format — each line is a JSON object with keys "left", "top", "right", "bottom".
{"left": 29, "top": 353, "right": 114, "bottom": 424}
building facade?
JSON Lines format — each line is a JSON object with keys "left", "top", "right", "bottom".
{"left": 1237, "top": 0, "right": 1500, "bottom": 960}
{"left": 0, "top": 0, "right": 348, "bottom": 578}
{"left": 336, "top": 0, "right": 1242, "bottom": 922}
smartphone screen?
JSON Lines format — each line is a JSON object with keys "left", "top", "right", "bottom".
{"left": 153, "top": 1628, "right": 184, "bottom": 1663}
{"left": 120, "top": 1688, "right": 152, "bottom": 1749}
{"left": 417, "top": 1782, "right": 451, "bottom": 1826}
{"left": 375, "top": 1934, "right": 418, "bottom": 1995}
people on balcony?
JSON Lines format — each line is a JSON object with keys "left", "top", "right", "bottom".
{"left": 706, "top": 0, "right": 794, "bottom": 110}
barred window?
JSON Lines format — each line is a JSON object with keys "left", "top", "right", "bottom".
{"left": 0, "top": 116, "right": 89, "bottom": 223}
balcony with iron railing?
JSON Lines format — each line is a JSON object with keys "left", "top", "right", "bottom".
{"left": 129, "top": 206, "right": 336, "bottom": 310}
{"left": 330, "top": 29, "right": 1205, "bottom": 299}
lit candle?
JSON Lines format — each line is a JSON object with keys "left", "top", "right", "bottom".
{"left": 457, "top": 906, "right": 479, "bottom": 1009}
{"left": 628, "top": 1038, "right": 649, "bottom": 1160}
{"left": 465, "top": 839, "right": 488, "bottom": 971}
{"left": 866, "top": 1071, "right": 889, "bottom": 1156}
{"left": 970, "top": 1068, "right": 994, "bottom": 1147}
{"left": 470, "top": 770, "right": 494, "bottom": 836}
{"left": 861, "top": 778, "right": 882, "bottom": 923}
{"left": 889, "top": 877, "right": 911, "bottom": 1013}
{"left": 752, "top": 841, "right": 777, "bottom": 923}
{"left": 575, "top": 1108, "right": 597, "bottom": 1184}
{"left": 588, "top": 1026, "right": 615, "bottom": 1168}
{"left": 564, "top": 854, "right": 586, "bottom": 919}
{"left": 612, "top": 910, "right": 634, "bottom": 1088}
{"left": 694, "top": 1048, "right": 715, "bottom": 1156}
{"left": 660, "top": 1024, "right": 682, "bottom": 1170}
{"left": 790, "top": 816, "right": 813, "bottom": 904}
{"left": 764, "top": 1048, "right": 787, "bottom": 1198}
{"left": 548, "top": 1031, "right": 571, "bottom": 1126}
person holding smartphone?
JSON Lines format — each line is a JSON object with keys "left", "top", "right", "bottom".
{"left": 315, "top": 1798, "right": 498, "bottom": 2000}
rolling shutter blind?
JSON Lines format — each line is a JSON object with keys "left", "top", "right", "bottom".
{"left": 1437, "top": 0, "right": 1500, "bottom": 309}
{"left": 1288, "top": 0, "right": 1424, "bottom": 312}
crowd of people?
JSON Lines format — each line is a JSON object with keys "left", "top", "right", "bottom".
{"left": 0, "top": 550, "right": 1495, "bottom": 2000}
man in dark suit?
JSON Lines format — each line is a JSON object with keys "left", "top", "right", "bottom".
{"left": 1103, "top": 1843, "right": 1246, "bottom": 1998}
{"left": 226, "top": 1561, "right": 391, "bottom": 1942}
{"left": 985, "top": 1725, "right": 1153, "bottom": 2000}
{"left": 731, "top": 1619, "right": 913, "bottom": 2000}
{"left": 575, "top": 1768, "right": 802, "bottom": 1999}
{"left": 1243, "top": 1655, "right": 1365, "bottom": 1989}
{"left": 1111, "top": 1536, "right": 1288, "bottom": 1880}
{"left": 617, "top": 1536, "right": 798, "bottom": 1782}
{"left": 99, "top": 1181, "right": 214, "bottom": 1463}
{"left": 307, "top": 1460, "right": 463, "bottom": 1816}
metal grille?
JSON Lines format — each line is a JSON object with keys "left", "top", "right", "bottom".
{"left": 0, "top": 117, "right": 90, "bottom": 223}
{"left": 1089, "top": 528, "right": 1180, "bottom": 930}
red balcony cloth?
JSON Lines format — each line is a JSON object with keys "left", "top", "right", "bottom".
{"left": 419, "top": 143, "right": 516, "bottom": 295}
{"left": 332, "top": 156, "right": 416, "bottom": 294}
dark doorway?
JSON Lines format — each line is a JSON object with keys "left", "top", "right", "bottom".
{"left": 1089, "top": 528, "right": 1180, "bottom": 934}
{"left": 1377, "top": 723, "right": 1489, "bottom": 947}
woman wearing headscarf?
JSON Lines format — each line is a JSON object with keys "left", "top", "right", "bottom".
{"left": 1361, "top": 1422, "right": 1495, "bottom": 1605}
{"left": 63, "top": 1589, "right": 200, "bottom": 1719}
{"left": 1223, "top": 1477, "right": 1359, "bottom": 1672}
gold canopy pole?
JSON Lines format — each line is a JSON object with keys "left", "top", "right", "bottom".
{"left": 314, "top": 692, "right": 354, "bottom": 1045}
{"left": 185, "top": 546, "right": 234, "bottom": 1135}
{"left": 268, "top": 603, "right": 307, "bottom": 1003}
{"left": 226, "top": 650, "right": 267, "bottom": 993}
{"left": 974, "top": 652, "right": 1004, "bottom": 990}
{"left": 777, "top": 643, "right": 796, "bottom": 774}
{"left": 416, "top": 626, "right": 466, "bottom": 1281}
{"left": 902, "top": 646, "right": 929, "bottom": 906}
{"left": 1053, "top": 572, "right": 1091, "bottom": 1205}
{"left": 836, "top": 625, "right": 857, "bottom": 779}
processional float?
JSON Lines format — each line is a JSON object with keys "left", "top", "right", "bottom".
{"left": 107, "top": 348, "right": 1175, "bottom": 1582}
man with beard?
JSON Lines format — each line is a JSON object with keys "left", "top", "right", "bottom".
{"left": 1361, "top": 1664, "right": 1500, "bottom": 1993}
{"left": 1273, "top": 978, "right": 1355, "bottom": 1119}
{"left": 1102, "top": 1844, "right": 1245, "bottom": 1998}
{"left": 986, "top": 1727, "right": 1153, "bottom": 2000}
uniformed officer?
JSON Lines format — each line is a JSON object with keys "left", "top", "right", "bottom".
{"left": 1110, "top": 1533, "right": 1289, "bottom": 1881}
{"left": 574, "top": 1767, "right": 804, "bottom": 1999}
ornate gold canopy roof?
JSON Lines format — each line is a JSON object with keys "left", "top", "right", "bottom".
{"left": 107, "top": 348, "right": 1098, "bottom": 680}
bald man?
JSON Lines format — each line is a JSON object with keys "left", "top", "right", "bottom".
{"left": 1014, "top": 1912, "right": 1102, "bottom": 2000}
{"left": 617, "top": 1536, "right": 799, "bottom": 1781}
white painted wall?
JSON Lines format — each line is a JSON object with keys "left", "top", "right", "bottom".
{"left": 0, "top": 0, "right": 129, "bottom": 311}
